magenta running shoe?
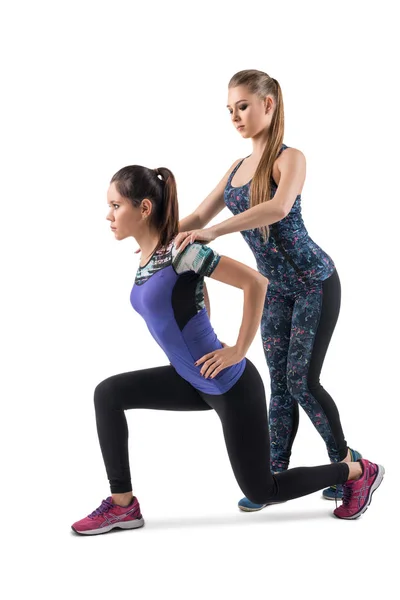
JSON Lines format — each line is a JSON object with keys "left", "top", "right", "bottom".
{"left": 334, "top": 459, "right": 385, "bottom": 520}
{"left": 72, "top": 496, "right": 144, "bottom": 535}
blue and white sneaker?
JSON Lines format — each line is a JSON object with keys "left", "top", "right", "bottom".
{"left": 238, "top": 498, "right": 268, "bottom": 512}
{"left": 322, "top": 448, "right": 362, "bottom": 500}
{"left": 238, "top": 472, "right": 286, "bottom": 512}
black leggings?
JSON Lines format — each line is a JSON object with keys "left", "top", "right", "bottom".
{"left": 94, "top": 359, "right": 349, "bottom": 502}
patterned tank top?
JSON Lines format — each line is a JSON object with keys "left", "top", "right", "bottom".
{"left": 224, "top": 144, "right": 335, "bottom": 292}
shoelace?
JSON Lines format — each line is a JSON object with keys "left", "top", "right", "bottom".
{"left": 341, "top": 484, "right": 353, "bottom": 507}
{"left": 89, "top": 498, "right": 114, "bottom": 519}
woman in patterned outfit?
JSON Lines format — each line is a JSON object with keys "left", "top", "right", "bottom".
{"left": 176, "top": 69, "right": 361, "bottom": 508}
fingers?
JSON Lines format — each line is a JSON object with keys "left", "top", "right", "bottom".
{"left": 209, "top": 364, "right": 224, "bottom": 378}
{"left": 198, "top": 355, "right": 223, "bottom": 378}
{"left": 134, "top": 248, "right": 141, "bottom": 254}
{"left": 204, "top": 360, "right": 223, "bottom": 379}
{"left": 179, "top": 237, "right": 192, "bottom": 253}
{"left": 175, "top": 231, "right": 192, "bottom": 250}
{"left": 199, "top": 357, "right": 214, "bottom": 374}
{"left": 195, "top": 352, "right": 211, "bottom": 367}
{"left": 174, "top": 233, "right": 186, "bottom": 249}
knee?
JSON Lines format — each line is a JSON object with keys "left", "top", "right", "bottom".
{"left": 286, "top": 372, "right": 303, "bottom": 397}
{"left": 245, "top": 482, "right": 276, "bottom": 505}
{"left": 94, "top": 376, "right": 116, "bottom": 412}
{"left": 307, "top": 376, "right": 321, "bottom": 394}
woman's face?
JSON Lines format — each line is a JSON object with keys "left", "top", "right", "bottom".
{"left": 106, "top": 182, "right": 149, "bottom": 241}
{"left": 227, "top": 85, "right": 273, "bottom": 139}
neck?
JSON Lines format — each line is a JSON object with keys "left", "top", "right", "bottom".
{"left": 251, "top": 128, "right": 270, "bottom": 161}
{"left": 135, "top": 229, "right": 161, "bottom": 266}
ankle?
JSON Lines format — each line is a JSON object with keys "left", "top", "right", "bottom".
{"left": 112, "top": 492, "right": 134, "bottom": 507}
{"left": 347, "top": 461, "right": 362, "bottom": 481}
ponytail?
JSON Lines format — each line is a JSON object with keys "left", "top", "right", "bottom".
{"left": 228, "top": 70, "right": 285, "bottom": 241}
{"left": 153, "top": 167, "right": 179, "bottom": 252}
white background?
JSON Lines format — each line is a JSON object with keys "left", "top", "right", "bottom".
{"left": 1, "top": 1, "right": 399, "bottom": 598}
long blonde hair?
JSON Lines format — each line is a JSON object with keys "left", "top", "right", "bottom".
{"left": 229, "top": 69, "right": 284, "bottom": 240}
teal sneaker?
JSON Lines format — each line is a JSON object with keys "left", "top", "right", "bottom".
{"left": 238, "top": 498, "right": 268, "bottom": 511}
{"left": 322, "top": 448, "right": 362, "bottom": 500}
{"left": 238, "top": 472, "right": 286, "bottom": 511}
{"left": 238, "top": 497, "right": 286, "bottom": 512}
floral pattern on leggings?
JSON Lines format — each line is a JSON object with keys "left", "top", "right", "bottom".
{"left": 262, "top": 282, "right": 342, "bottom": 469}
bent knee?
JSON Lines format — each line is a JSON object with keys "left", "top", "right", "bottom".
{"left": 94, "top": 376, "right": 118, "bottom": 411}
{"left": 245, "top": 482, "right": 276, "bottom": 505}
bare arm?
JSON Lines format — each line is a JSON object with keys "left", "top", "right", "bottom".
{"left": 195, "top": 256, "right": 268, "bottom": 378}
{"left": 177, "top": 159, "right": 242, "bottom": 235}
{"left": 210, "top": 257, "right": 268, "bottom": 356}
{"left": 213, "top": 149, "right": 306, "bottom": 237}
{"left": 178, "top": 150, "right": 306, "bottom": 252}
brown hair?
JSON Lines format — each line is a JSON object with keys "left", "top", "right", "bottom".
{"left": 110, "top": 165, "right": 179, "bottom": 252}
{"left": 229, "top": 69, "right": 284, "bottom": 239}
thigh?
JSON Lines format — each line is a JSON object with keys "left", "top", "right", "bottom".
{"left": 95, "top": 365, "right": 212, "bottom": 412}
{"left": 261, "top": 290, "right": 294, "bottom": 383}
{"left": 288, "top": 272, "right": 341, "bottom": 386}
{"left": 287, "top": 284, "right": 323, "bottom": 391}
{"left": 308, "top": 269, "right": 341, "bottom": 382}
{"left": 201, "top": 359, "right": 274, "bottom": 499}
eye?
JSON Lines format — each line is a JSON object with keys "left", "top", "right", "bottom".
{"left": 113, "top": 204, "right": 120, "bottom": 209}
{"left": 239, "top": 104, "right": 248, "bottom": 111}
{"left": 228, "top": 109, "right": 233, "bottom": 114}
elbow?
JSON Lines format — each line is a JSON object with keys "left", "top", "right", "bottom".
{"left": 266, "top": 202, "right": 288, "bottom": 224}
{"left": 250, "top": 274, "right": 269, "bottom": 294}
{"left": 278, "top": 204, "right": 289, "bottom": 220}
{"left": 258, "top": 274, "right": 269, "bottom": 292}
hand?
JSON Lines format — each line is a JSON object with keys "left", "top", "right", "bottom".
{"left": 174, "top": 227, "right": 218, "bottom": 253}
{"left": 195, "top": 344, "right": 245, "bottom": 379}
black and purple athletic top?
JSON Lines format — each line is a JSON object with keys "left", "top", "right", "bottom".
{"left": 130, "top": 240, "right": 246, "bottom": 394}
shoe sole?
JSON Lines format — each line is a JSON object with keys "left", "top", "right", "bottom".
{"left": 239, "top": 503, "right": 268, "bottom": 512}
{"left": 334, "top": 465, "right": 385, "bottom": 520}
{"left": 238, "top": 501, "right": 286, "bottom": 513}
{"left": 72, "top": 517, "right": 145, "bottom": 535}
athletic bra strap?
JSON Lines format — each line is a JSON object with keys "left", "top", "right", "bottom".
{"left": 227, "top": 157, "right": 246, "bottom": 186}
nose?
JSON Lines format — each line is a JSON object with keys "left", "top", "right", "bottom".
{"left": 232, "top": 109, "right": 240, "bottom": 122}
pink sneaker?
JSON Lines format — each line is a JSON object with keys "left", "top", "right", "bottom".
{"left": 334, "top": 459, "right": 385, "bottom": 520}
{"left": 72, "top": 496, "right": 144, "bottom": 535}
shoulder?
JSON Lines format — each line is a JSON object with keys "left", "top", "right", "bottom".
{"left": 276, "top": 146, "right": 306, "bottom": 173}
{"left": 171, "top": 241, "right": 207, "bottom": 262}
{"left": 224, "top": 157, "right": 245, "bottom": 179}
{"left": 172, "top": 242, "right": 220, "bottom": 275}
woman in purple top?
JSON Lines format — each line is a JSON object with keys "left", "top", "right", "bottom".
{"left": 71, "top": 165, "right": 384, "bottom": 535}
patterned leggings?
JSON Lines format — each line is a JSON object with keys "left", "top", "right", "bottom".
{"left": 262, "top": 269, "right": 348, "bottom": 470}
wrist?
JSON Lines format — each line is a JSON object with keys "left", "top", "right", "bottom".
{"left": 234, "top": 343, "right": 247, "bottom": 358}
{"left": 212, "top": 223, "right": 222, "bottom": 237}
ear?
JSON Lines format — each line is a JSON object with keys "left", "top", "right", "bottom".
{"left": 264, "top": 95, "right": 273, "bottom": 114}
{"left": 141, "top": 198, "right": 153, "bottom": 219}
